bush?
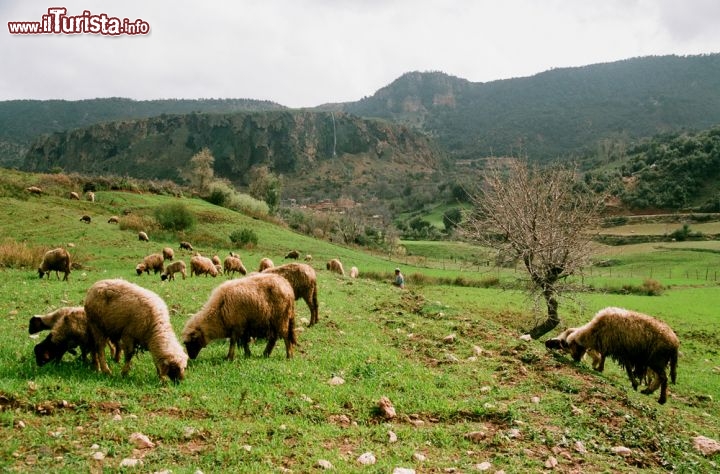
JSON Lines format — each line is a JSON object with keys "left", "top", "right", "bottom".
{"left": 0, "top": 239, "right": 45, "bottom": 269}
{"left": 119, "top": 214, "right": 157, "bottom": 233}
{"left": 154, "top": 203, "right": 196, "bottom": 231}
{"left": 229, "top": 228, "right": 258, "bottom": 248}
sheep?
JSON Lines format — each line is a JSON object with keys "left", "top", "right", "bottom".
{"left": 80, "top": 215, "right": 92, "bottom": 224}
{"left": 263, "top": 262, "right": 319, "bottom": 326}
{"left": 161, "top": 260, "right": 187, "bottom": 281}
{"left": 190, "top": 255, "right": 219, "bottom": 277}
{"left": 162, "top": 247, "right": 174, "bottom": 261}
{"left": 136, "top": 253, "right": 164, "bottom": 275}
{"left": 26, "top": 186, "right": 43, "bottom": 196}
{"left": 564, "top": 307, "right": 679, "bottom": 404}
{"left": 350, "top": 266, "right": 359, "bottom": 278}
{"left": 258, "top": 257, "right": 274, "bottom": 272}
{"left": 223, "top": 255, "right": 247, "bottom": 277}
{"left": 86, "top": 191, "right": 95, "bottom": 202}
{"left": 180, "top": 241, "right": 194, "bottom": 252}
{"left": 138, "top": 231, "right": 149, "bottom": 242}
{"left": 38, "top": 248, "right": 71, "bottom": 281}
{"left": 107, "top": 216, "right": 120, "bottom": 224}
{"left": 284, "top": 250, "right": 300, "bottom": 260}
{"left": 326, "top": 258, "right": 345, "bottom": 276}
{"left": 69, "top": 191, "right": 80, "bottom": 200}
{"left": 31, "top": 307, "right": 121, "bottom": 366}
{"left": 181, "top": 273, "right": 297, "bottom": 361}
{"left": 545, "top": 327, "right": 604, "bottom": 370}
{"left": 84, "top": 279, "right": 188, "bottom": 382}
{"left": 211, "top": 255, "right": 223, "bottom": 274}
{"left": 304, "top": 254, "right": 313, "bottom": 261}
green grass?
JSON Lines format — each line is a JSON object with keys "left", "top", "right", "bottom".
{"left": 1, "top": 173, "right": 719, "bottom": 472}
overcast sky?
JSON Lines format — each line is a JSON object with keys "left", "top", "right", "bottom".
{"left": 2, "top": 0, "right": 719, "bottom": 108}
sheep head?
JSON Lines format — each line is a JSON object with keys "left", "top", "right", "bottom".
{"left": 183, "top": 328, "right": 207, "bottom": 359}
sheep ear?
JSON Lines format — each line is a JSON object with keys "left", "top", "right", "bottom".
{"left": 545, "top": 339, "right": 562, "bottom": 349}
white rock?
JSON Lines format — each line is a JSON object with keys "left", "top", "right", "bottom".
{"left": 300, "top": 317, "right": 310, "bottom": 325}
{"left": 412, "top": 452, "right": 426, "bottom": 462}
{"left": 316, "top": 459, "right": 333, "bottom": 469}
{"left": 474, "top": 462, "right": 492, "bottom": 471}
{"left": 119, "top": 458, "right": 142, "bottom": 468}
{"left": 392, "top": 468, "right": 415, "bottom": 474}
{"left": 574, "top": 441, "right": 587, "bottom": 454}
{"left": 693, "top": 436, "right": 720, "bottom": 456}
{"left": 611, "top": 446, "right": 632, "bottom": 456}
{"left": 14, "top": 420, "right": 25, "bottom": 429}
{"left": 129, "top": 432, "right": 155, "bottom": 449}
{"left": 388, "top": 431, "right": 398, "bottom": 443}
{"left": 91, "top": 452, "right": 105, "bottom": 461}
{"left": 531, "top": 396, "right": 541, "bottom": 404}
{"left": 443, "top": 334, "right": 456, "bottom": 344}
{"left": 356, "top": 452, "right": 376, "bottom": 465}
{"left": 545, "top": 456, "right": 558, "bottom": 468}
{"left": 472, "top": 345, "right": 484, "bottom": 356}
{"left": 328, "top": 376, "right": 345, "bottom": 386}
{"left": 520, "top": 334, "right": 532, "bottom": 341}
{"left": 242, "top": 445, "right": 252, "bottom": 452}
{"left": 378, "top": 396, "right": 396, "bottom": 419}
{"left": 112, "top": 414, "right": 122, "bottom": 422}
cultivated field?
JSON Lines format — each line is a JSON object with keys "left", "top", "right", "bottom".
{"left": 0, "top": 176, "right": 719, "bottom": 472}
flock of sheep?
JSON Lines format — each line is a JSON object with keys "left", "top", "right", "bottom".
{"left": 31, "top": 243, "right": 355, "bottom": 384}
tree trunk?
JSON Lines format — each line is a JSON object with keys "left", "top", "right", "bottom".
{"left": 528, "top": 285, "right": 560, "bottom": 339}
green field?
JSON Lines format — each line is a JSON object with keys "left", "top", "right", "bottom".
{"left": 1, "top": 173, "right": 719, "bottom": 473}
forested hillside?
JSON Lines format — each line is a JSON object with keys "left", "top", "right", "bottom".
{"left": 0, "top": 98, "right": 284, "bottom": 168}
{"left": 337, "top": 54, "right": 720, "bottom": 161}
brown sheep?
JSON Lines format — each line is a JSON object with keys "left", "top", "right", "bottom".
{"left": 258, "top": 257, "right": 274, "bottom": 272}
{"left": 136, "top": 253, "right": 164, "bottom": 275}
{"left": 545, "top": 327, "right": 605, "bottom": 370}
{"left": 38, "top": 248, "right": 71, "bottom": 281}
{"left": 223, "top": 255, "right": 247, "bottom": 277}
{"left": 107, "top": 216, "right": 120, "bottom": 224}
{"left": 138, "top": 231, "right": 149, "bottom": 242}
{"left": 80, "top": 215, "right": 92, "bottom": 224}
{"left": 190, "top": 255, "right": 219, "bottom": 277}
{"left": 181, "top": 273, "right": 296, "bottom": 361}
{"left": 564, "top": 307, "right": 679, "bottom": 404}
{"left": 180, "top": 241, "right": 194, "bottom": 252}
{"left": 26, "top": 186, "right": 43, "bottom": 195}
{"left": 284, "top": 250, "right": 300, "bottom": 260}
{"left": 162, "top": 247, "right": 174, "bottom": 261}
{"left": 84, "top": 279, "right": 188, "bottom": 382}
{"left": 326, "top": 258, "right": 345, "bottom": 276}
{"left": 33, "top": 307, "right": 120, "bottom": 366}
{"left": 29, "top": 306, "right": 76, "bottom": 334}
{"left": 161, "top": 260, "right": 187, "bottom": 281}
{"left": 263, "top": 263, "right": 320, "bottom": 326}
{"left": 69, "top": 191, "right": 80, "bottom": 200}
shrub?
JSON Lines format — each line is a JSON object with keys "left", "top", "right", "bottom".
{"left": 119, "top": 214, "right": 157, "bottom": 233}
{"left": 229, "top": 228, "right": 258, "bottom": 248}
{"left": 0, "top": 239, "right": 45, "bottom": 269}
{"left": 154, "top": 203, "right": 196, "bottom": 231}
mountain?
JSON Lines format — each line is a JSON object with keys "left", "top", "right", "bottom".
{"left": 330, "top": 54, "right": 720, "bottom": 161}
{"left": 0, "top": 98, "right": 285, "bottom": 168}
{"left": 22, "top": 110, "right": 443, "bottom": 203}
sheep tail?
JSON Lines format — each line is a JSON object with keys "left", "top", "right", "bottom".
{"left": 670, "top": 349, "right": 678, "bottom": 384}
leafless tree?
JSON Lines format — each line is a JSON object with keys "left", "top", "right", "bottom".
{"left": 462, "top": 159, "right": 605, "bottom": 338}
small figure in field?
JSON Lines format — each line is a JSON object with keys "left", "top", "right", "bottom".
{"left": 393, "top": 268, "right": 405, "bottom": 289}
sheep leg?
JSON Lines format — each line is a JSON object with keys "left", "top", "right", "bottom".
{"left": 624, "top": 365, "right": 640, "bottom": 391}
{"left": 307, "top": 292, "right": 319, "bottom": 326}
{"left": 241, "top": 336, "right": 253, "bottom": 357}
{"left": 283, "top": 336, "right": 294, "bottom": 359}
{"left": 226, "top": 335, "right": 238, "bottom": 361}
{"left": 121, "top": 340, "right": 135, "bottom": 376}
{"left": 92, "top": 335, "right": 112, "bottom": 374}
{"left": 263, "top": 337, "right": 277, "bottom": 358}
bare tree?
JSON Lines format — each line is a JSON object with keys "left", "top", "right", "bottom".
{"left": 462, "top": 159, "right": 605, "bottom": 339}
{"left": 185, "top": 148, "right": 215, "bottom": 193}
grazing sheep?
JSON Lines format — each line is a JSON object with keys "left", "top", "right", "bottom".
{"left": 69, "top": 191, "right": 80, "bottom": 200}
{"left": 284, "top": 250, "right": 300, "bottom": 260}
{"left": 564, "top": 307, "right": 679, "bottom": 404}
{"left": 263, "top": 262, "right": 319, "bottom": 326}
{"left": 350, "top": 266, "right": 359, "bottom": 278}
{"left": 258, "top": 257, "right": 274, "bottom": 272}
{"left": 84, "top": 279, "right": 188, "bottom": 382}
{"left": 38, "top": 248, "right": 71, "bottom": 281}
{"left": 326, "top": 258, "right": 345, "bottom": 276}
{"left": 190, "top": 255, "right": 219, "bottom": 277}
{"left": 86, "top": 191, "right": 95, "bottom": 202}
{"left": 80, "top": 215, "right": 92, "bottom": 224}
{"left": 304, "top": 254, "right": 313, "bottom": 261}
{"left": 223, "top": 255, "right": 247, "bottom": 277}
{"left": 161, "top": 260, "right": 187, "bottom": 281}
{"left": 136, "top": 253, "right": 164, "bottom": 275}
{"left": 107, "top": 216, "right": 120, "bottom": 224}
{"left": 162, "top": 247, "right": 174, "bottom": 261}
{"left": 211, "top": 255, "right": 222, "bottom": 274}
{"left": 180, "top": 241, "right": 194, "bottom": 252}
{"left": 545, "top": 327, "right": 604, "bottom": 370}
{"left": 26, "top": 186, "right": 43, "bottom": 195}
{"left": 138, "top": 231, "right": 149, "bottom": 242}
{"left": 181, "top": 273, "right": 297, "bottom": 361}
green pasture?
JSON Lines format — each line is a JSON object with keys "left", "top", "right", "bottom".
{"left": 0, "top": 180, "right": 719, "bottom": 472}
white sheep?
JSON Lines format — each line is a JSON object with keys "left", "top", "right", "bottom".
{"left": 190, "top": 255, "right": 219, "bottom": 277}
{"left": 69, "top": 191, "right": 80, "bottom": 200}
{"left": 263, "top": 262, "right": 319, "bottom": 326}
{"left": 138, "top": 231, "right": 149, "bottom": 242}
{"left": 350, "top": 266, "right": 359, "bottom": 278}
{"left": 38, "top": 248, "right": 71, "bottom": 281}
{"left": 161, "top": 260, "right": 187, "bottom": 281}
{"left": 564, "top": 307, "right": 679, "bottom": 404}
{"left": 84, "top": 279, "right": 188, "bottom": 382}
{"left": 181, "top": 273, "right": 297, "bottom": 361}
{"left": 223, "top": 255, "right": 247, "bottom": 277}
{"left": 86, "top": 191, "right": 95, "bottom": 202}
{"left": 107, "top": 216, "right": 120, "bottom": 224}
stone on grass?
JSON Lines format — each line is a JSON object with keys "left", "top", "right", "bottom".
{"left": 464, "top": 431, "right": 487, "bottom": 443}
{"left": 119, "top": 458, "right": 143, "bottom": 468}
{"left": 412, "top": 452, "right": 426, "bottom": 462}
{"left": 129, "top": 432, "right": 155, "bottom": 449}
{"left": 392, "top": 468, "right": 415, "bottom": 474}
{"left": 328, "top": 376, "right": 345, "bottom": 386}
{"left": 611, "top": 446, "right": 632, "bottom": 456}
{"left": 545, "top": 456, "right": 558, "bottom": 468}
{"left": 378, "top": 396, "right": 396, "bottom": 419}
{"left": 474, "top": 461, "right": 492, "bottom": 471}
{"left": 356, "top": 452, "right": 376, "bottom": 465}
{"left": 388, "top": 430, "right": 398, "bottom": 443}
{"left": 692, "top": 436, "right": 720, "bottom": 456}
{"left": 316, "top": 459, "right": 334, "bottom": 469}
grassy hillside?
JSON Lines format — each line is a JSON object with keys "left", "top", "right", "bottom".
{"left": 1, "top": 171, "right": 719, "bottom": 472}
